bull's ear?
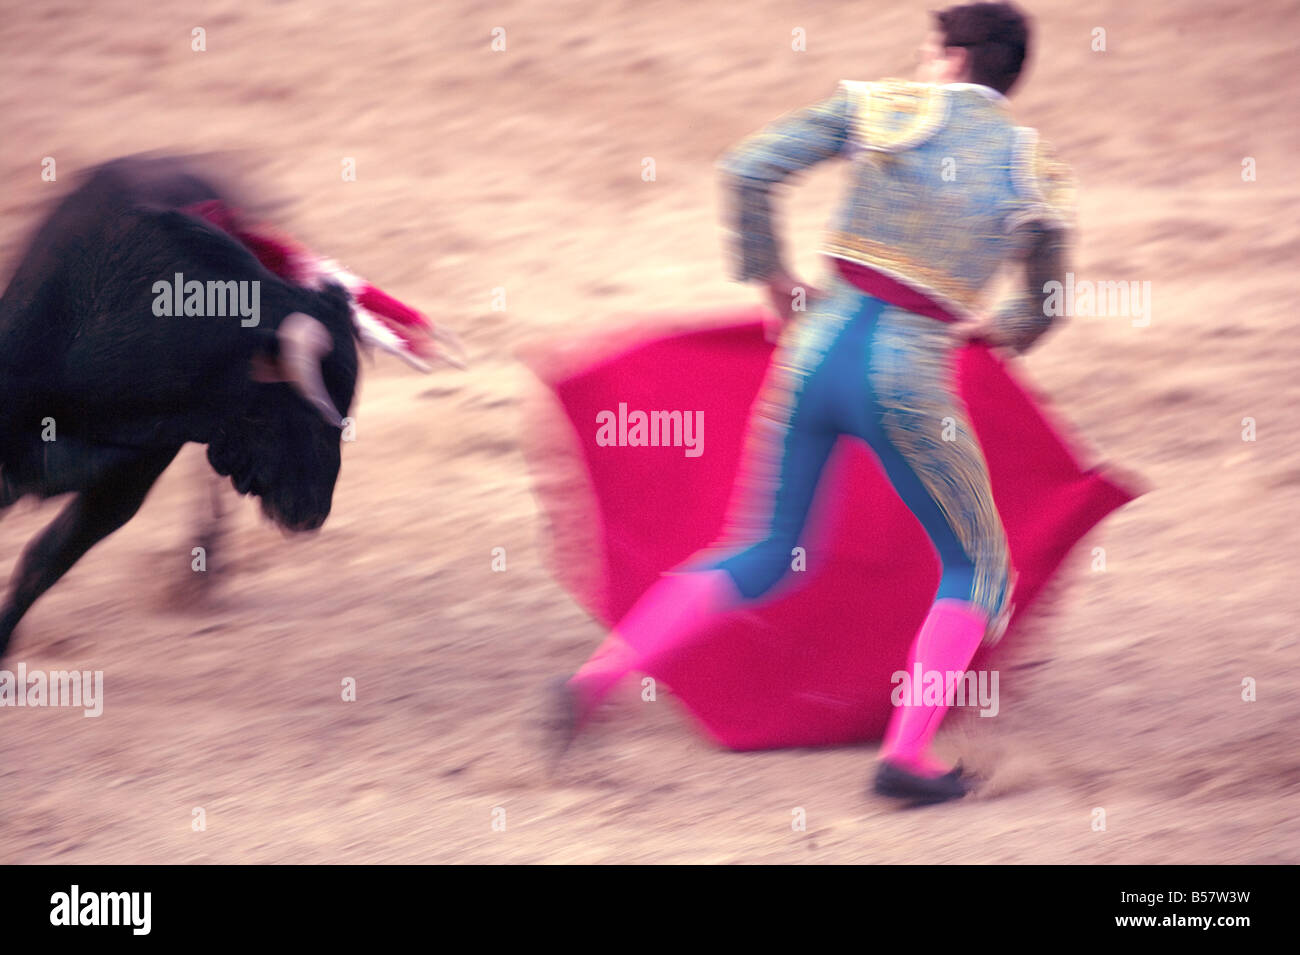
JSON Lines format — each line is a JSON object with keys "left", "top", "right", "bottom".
{"left": 257, "top": 312, "right": 345, "bottom": 428}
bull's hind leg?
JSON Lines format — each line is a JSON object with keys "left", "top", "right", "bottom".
{"left": 0, "top": 448, "right": 179, "bottom": 658}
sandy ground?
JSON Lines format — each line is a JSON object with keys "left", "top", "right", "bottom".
{"left": 1, "top": 0, "right": 1298, "bottom": 864}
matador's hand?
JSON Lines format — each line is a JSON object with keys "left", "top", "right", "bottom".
{"left": 954, "top": 312, "right": 1011, "bottom": 349}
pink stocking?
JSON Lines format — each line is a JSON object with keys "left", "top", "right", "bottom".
{"left": 568, "top": 569, "right": 740, "bottom": 720}
{"left": 879, "top": 598, "right": 989, "bottom": 776}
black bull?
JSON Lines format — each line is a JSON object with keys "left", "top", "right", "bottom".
{"left": 0, "top": 157, "right": 360, "bottom": 656}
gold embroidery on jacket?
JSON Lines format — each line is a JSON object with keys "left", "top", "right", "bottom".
{"left": 823, "top": 233, "right": 980, "bottom": 315}
{"left": 850, "top": 79, "right": 950, "bottom": 153}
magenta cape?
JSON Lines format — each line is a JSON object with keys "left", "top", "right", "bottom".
{"left": 523, "top": 308, "right": 1137, "bottom": 750}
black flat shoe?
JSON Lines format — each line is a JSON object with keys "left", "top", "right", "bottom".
{"left": 872, "top": 759, "right": 971, "bottom": 805}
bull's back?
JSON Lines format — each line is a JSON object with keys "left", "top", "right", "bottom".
{"left": 0, "top": 156, "right": 227, "bottom": 360}
{"left": 0, "top": 157, "right": 248, "bottom": 466}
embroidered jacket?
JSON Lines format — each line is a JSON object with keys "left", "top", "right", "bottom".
{"left": 718, "top": 79, "right": 1076, "bottom": 353}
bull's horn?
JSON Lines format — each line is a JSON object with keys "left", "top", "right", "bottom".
{"left": 279, "top": 312, "right": 345, "bottom": 428}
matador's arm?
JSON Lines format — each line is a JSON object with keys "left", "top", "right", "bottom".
{"left": 987, "top": 136, "right": 1077, "bottom": 355}
{"left": 717, "top": 87, "right": 853, "bottom": 283}
{"left": 987, "top": 222, "right": 1070, "bottom": 354}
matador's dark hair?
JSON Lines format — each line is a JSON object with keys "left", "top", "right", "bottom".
{"left": 933, "top": 2, "right": 1031, "bottom": 95}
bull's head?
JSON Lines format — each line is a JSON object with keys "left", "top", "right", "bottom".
{"left": 207, "top": 281, "right": 359, "bottom": 532}
{"left": 203, "top": 227, "right": 467, "bottom": 533}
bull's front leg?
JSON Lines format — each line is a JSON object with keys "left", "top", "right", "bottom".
{"left": 0, "top": 471, "right": 15, "bottom": 517}
{"left": 0, "top": 447, "right": 179, "bottom": 659}
{"left": 196, "top": 464, "right": 227, "bottom": 582}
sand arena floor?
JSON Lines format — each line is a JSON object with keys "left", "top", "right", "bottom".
{"left": 0, "top": 0, "right": 1296, "bottom": 862}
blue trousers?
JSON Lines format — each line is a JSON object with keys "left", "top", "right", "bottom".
{"left": 706, "top": 276, "right": 1013, "bottom": 622}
